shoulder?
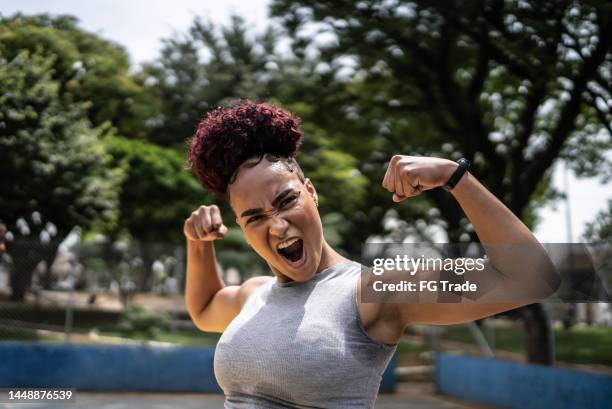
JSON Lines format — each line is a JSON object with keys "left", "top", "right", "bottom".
{"left": 237, "top": 275, "right": 274, "bottom": 307}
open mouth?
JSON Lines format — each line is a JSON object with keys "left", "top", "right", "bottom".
{"left": 277, "top": 238, "right": 304, "bottom": 263}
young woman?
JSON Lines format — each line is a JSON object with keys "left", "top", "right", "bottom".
{"left": 184, "top": 100, "right": 555, "bottom": 408}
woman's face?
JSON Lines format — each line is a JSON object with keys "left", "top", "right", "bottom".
{"left": 228, "top": 158, "right": 323, "bottom": 282}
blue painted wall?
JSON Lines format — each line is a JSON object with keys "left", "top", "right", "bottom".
{"left": 436, "top": 352, "right": 612, "bottom": 409}
{"left": 380, "top": 354, "right": 398, "bottom": 393}
{"left": 0, "top": 342, "right": 220, "bottom": 392}
{"left": 0, "top": 342, "right": 396, "bottom": 393}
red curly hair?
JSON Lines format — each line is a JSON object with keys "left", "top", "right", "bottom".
{"left": 188, "top": 100, "right": 304, "bottom": 197}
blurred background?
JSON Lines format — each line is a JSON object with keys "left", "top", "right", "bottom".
{"left": 0, "top": 0, "right": 611, "bottom": 407}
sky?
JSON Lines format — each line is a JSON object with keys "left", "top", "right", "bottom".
{"left": 0, "top": 0, "right": 271, "bottom": 66}
{"left": 2, "top": 0, "right": 610, "bottom": 243}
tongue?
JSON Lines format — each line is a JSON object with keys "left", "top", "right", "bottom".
{"left": 279, "top": 239, "right": 303, "bottom": 262}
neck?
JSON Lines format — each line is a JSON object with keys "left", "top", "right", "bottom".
{"left": 316, "top": 241, "right": 350, "bottom": 274}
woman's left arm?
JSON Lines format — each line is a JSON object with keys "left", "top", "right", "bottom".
{"left": 380, "top": 155, "right": 558, "bottom": 326}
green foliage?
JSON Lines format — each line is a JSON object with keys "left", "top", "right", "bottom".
{"left": 139, "top": 15, "right": 277, "bottom": 146}
{"left": 117, "top": 304, "right": 170, "bottom": 337}
{"left": 0, "top": 50, "right": 122, "bottom": 235}
{"left": 104, "top": 136, "right": 207, "bottom": 243}
{"left": 443, "top": 323, "right": 612, "bottom": 367}
{"left": 583, "top": 199, "right": 612, "bottom": 243}
{"left": 0, "top": 13, "right": 152, "bottom": 139}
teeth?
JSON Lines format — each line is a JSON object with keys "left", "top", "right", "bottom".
{"left": 277, "top": 237, "right": 299, "bottom": 250}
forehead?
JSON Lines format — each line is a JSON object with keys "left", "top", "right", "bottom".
{"left": 229, "top": 159, "right": 301, "bottom": 212}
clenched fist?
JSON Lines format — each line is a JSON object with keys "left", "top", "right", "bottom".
{"left": 382, "top": 155, "right": 458, "bottom": 202}
{"left": 184, "top": 205, "right": 228, "bottom": 241}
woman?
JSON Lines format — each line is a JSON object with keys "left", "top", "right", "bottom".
{"left": 184, "top": 100, "right": 555, "bottom": 408}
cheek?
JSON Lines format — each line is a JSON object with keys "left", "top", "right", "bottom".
{"left": 298, "top": 208, "right": 323, "bottom": 241}
{"left": 247, "top": 229, "right": 278, "bottom": 260}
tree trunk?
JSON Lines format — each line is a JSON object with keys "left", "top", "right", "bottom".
{"left": 139, "top": 240, "right": 154, "bottom": 292}
{"left": 7, "top": 239, "right": 42, "bottom": 301}
{"left": 7, "top": 238, "right": 62, "bottom": 301}
{"left": 520, "top": 303, "right": 554, "bottom": 365}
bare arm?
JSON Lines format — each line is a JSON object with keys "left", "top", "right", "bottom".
{"left": 379, "top": 156, "right": 557, "bottom": 326}
{"left": 184, "top": 205, "right": 271, "bottom": 333}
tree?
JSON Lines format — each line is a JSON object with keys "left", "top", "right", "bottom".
{"left": 0, "top": 14, "right": 202, "bottom": 297}
{"left": 270, "top": 0, "right": 612, "bottom": 363}
{"left": 139, "top": 15, "right": 278, "bottom": 147}
{"left": 0, "top": 51, "right": 122, "bottom": 300}
{"left": 0, "top": 13, "right": 153, "bottom": 139}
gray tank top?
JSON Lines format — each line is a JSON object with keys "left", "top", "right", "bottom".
{"left": 214, "top": 260, "right": 397, "bottom": 408}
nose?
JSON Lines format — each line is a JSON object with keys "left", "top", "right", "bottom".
{"left": 268, "top": 214, "right": 289, "bottom": 238}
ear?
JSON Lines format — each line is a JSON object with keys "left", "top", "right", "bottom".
{"left": 304, "top": 178, "right": 318, "bottom": 202}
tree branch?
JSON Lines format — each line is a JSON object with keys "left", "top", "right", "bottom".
{"left": 519, "top": 10, "right": 612, "bottom": 211}
{"left": 468, "top": 27, "right": 491, "bottom": 101}
{"left": 585, "top": 88, "right": 612, "bottom": 136}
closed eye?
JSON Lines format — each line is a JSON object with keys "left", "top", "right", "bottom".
{"left": 279, "top": 193, "right": 300, "bottom": 210}
{"left": 246, "top": 214, "right": 266, "bottom": 225}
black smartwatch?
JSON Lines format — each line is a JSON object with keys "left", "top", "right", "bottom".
{"left": 443, "top": 158, "right": 470, "bottom": 191}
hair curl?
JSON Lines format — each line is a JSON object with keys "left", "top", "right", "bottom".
{"left": 188, "top": 100, "right": 304, "bottom": 197}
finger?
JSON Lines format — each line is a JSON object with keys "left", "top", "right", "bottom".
{"left": 210, "top": 205, "right": 222, "bottom": 229}
{"left": 384, "top": 161, "right": 396, "bottom": 193}
{"left": 406, "top": 185, "right": 421, "bottom": 198}
{"left": 393, "top": 193, "right": 408, "bottom": 203}
{"left": 192, "top": 217, "right": 205, "bottom": 239}
{"left": 394, "top": 164, "right": 405, "bottom": 198}
{"left": 184, "top": 222, "right": 197, "bottom": 241}
{"left": 410, "top": 178, "right": 424, "bottom": 195}
{"left": 200, "top": 210, "right": 213, "bottom": 234}
{"left": 214, "top": 224, "right": 228, "bottom": 239}
{"left": 382, "top": 161, "right": 392, "bottom": 191}
{"left": 402, "top": 168, "right": 415, "bottom": 197}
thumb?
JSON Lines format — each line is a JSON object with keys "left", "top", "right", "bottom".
{"left": 214, "top": 224, "right": 228, "bottom": 239}
{"left": 392, "top": 193, "right": 407, "bottom": 203}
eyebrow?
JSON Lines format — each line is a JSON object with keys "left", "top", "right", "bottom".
{"left": 240, "top": 188, "right": 295, "bottom": 218}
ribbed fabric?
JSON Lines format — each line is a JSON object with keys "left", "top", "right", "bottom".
{"left": 214, "top": 261, "right": 397, "bottom": 408}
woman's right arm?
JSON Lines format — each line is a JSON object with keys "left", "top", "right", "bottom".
{"left": 184, "top": 205, "right": 270, "bottom": 333}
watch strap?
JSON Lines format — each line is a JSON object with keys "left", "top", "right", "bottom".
{"left": 443, "top": 158, "right": 470, "bottom": 191}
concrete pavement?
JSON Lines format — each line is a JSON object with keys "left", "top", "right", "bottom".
{"left": 0, "top": 383, "right": 492, "bottom": 409}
